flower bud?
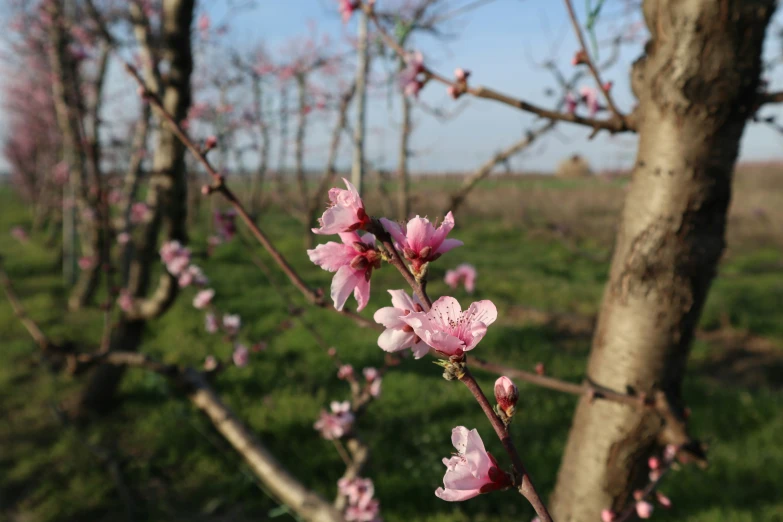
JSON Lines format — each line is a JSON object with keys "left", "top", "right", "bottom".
{"left": 648, "top": 456, "right": 660, "bottom": 470}
{"left": 635, "top": 501, "right": 654, "bottom": 519}
{"left": 601, "top": 509, "right": 616, "bottom": 522}
{"left": 656, "top": 491, "right": 672, "bottom": 508}
{"left": 205, "top": 135, "right": 218, "bottom": 150}
{"left": 494, "top": 376, "right": 519, "bottom": 417}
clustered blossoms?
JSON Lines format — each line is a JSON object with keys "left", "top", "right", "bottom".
{"left": 444, "top": 263, "right": 477, "bottom": 293}
{"left": 314, "top": 400, "right": 354, "bottom": 440}
{"left": 435, "top": 427, "right": 512, "bottom": 501}
{"left": 379, "top": 212, "right": 462, "bottom": 274}
{"left": 338, "top": 477, "right": 382, "bottom": 522}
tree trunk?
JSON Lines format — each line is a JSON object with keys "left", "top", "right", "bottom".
{"left": 550, "top": 2, "right": 774, "bottom": 520}
{"left": 351, "top": 9, "right": 370, "bottom": 194}
{"left": 75, "top": 0, "right": 194, "bottom": 417}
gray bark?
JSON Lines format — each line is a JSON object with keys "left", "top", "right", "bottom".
{"left": 550, "top": 1, "right": 775, "bottom": 519}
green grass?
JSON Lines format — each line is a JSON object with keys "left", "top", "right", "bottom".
{"left": 0, "top": 182, "right": 781, "bottom": 522}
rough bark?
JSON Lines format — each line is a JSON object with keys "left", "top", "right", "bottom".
{"left": 550, "top": 2, "right": 775, "bottom": 520}
{"left": 350, "top": 9, "right": 370, "bottom": 194}
{"left": 75, "top": 0, "right": 194, "bottom": 417}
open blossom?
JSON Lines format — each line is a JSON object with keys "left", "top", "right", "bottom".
{"left": 205, "top": 312, "right": 218, "bottom": 333}
{"left": 401, "top": 296, "right": 497, "bottom": 357}
{"left": 380, "top": 212, "right": 462, "bottom": 273}
{"left": 178, "top": 264, "right": 208, "bottom": 288}
{"left": 314, "top": 401, "right": 354, "bottom": 440}
{"left": 636, "top": 501, "right": 654, "bottom": 519}
{"left": 193, "top": 289, "right": 215, "bottom": 309}
{"left": 337, "top": 364, "right": 354, "bottom": 380}
{"left": 233, "top": 344, "right": 249, "bottom": 367}
{"left": 223, "top": 314, "right": 241, "bottom": 335}
{"left": 339, "top": 477, "right": 381, "bottom": 522}
{"left": 130, "top": 202, "right": 150, "bottom": 224}
{"left": 400, "top": 51, "right": 425, "bottom": 97}
{"left": 160, "top": 240, "right": 191, "bottom": 276}
{"left": 312, "top": 178, "right": 369, "bottom": 235}
{"left": 307, "top": 231, "right": 380, "bottom": 311}
{"left": 373, "top": 289, "right": 429, "bottom": 359}
{"left": 435, "top": 427, "right": 511, "bottom": 501}
{"left": 363, "top": 367, "right": 382, "bottom": 397}
{"left": 444, "top": 263, "right": 477, "bottom": 293}
{"left": 601, "top": 509, "right": 616, "bottom": 522}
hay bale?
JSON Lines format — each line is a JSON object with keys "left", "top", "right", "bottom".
{"left": 556, "top": 154, "right": 592, "bottom": 178}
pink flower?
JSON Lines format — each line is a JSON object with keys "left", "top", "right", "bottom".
{"left": 338, "top": 0, "right": 357, "bottom": 23}
{"left": 307, "top": 231, "right": 380, "bottom": 311}
{"left": 401, "top": 296, "right": 497, "bottom": 357}
{"left": 130, "top": 202, "right": 150, "bottom": 224}
{"left": 10, "top": 226, "right": 28, "bottom": 242}
{"left": 205, "top": 312, "right": 219, "bottom": 333}
{"left": 78, "top": 256, "right": 95, "bottom": 270}
{"left": 339, "top": 477, "right": 381, "bottom": 521}
{"left": 53, "top": 161, "right": 69, "bottom": 184}
{"left": 204, "top": 355, "right": 218, "bottom": 371}
{"left": 117, "top": 290, "right": 134, "bottom": 312}
{"left": 535, "top": 362, "right": 545, "bottom": 375}
{"left": 314, "top": 401, "right": 354, "bottom": 440}
{"left": 656, "top": 491, "right": 672, "bottom": 508}
{"left": 601, "top": 509, "right": 616, "bottom": 522}
{"left": 603, "top": 81, "right": 614, "bottom": 93}
{"left": 223, "top": 314, "right": 241, "bottom": 335}
{"left": 117, "top": 232, "right": 130, "bottom": 245}
{"left": 663, "top": 444, "right": 678, "bottom": 462}
{"left": 579, "top": 86, "right": 600, "bottom": 116}
{"left": 197, "top": 13, "right": 210, "bottom": 35}
{"left": 444, "top": 263, "right": 477, "bottom": 293}
{"left": 337, "top": 364, "right": 354, "bottom": 380}
{"left": 454, "top": 68, "right": 469, "bottom": 81}
{"left": 379, "top": 212, "right": 462, "bottom": 273}
{"left": 435, "top": 426, "right": 511, "bottom": 501}
{"left": 494, "top": 376, "right": 518, "bottom": 417}
{"left": 178, "top": 264, "right": 208, "bottom": 288}
{"left": 373, "top": 289, "right": 429, "bottom": 359}
{"left": 312, "top": 178, "right": 369, "bottom": 235}
{"left": 400, "top": 51, "right": 425, "bottom": 98}
{"left": 193, "top": 289, "right": 215, "bottom": 309}
{"left": 363, "top": 367, "right": 378, "bottom": 382}
{"left": 160, "top": 240, "right": 191, "bottom": 276}
{"left": 369, "top": 378, "right": 382, "bottom": 398}
{"left": 648, "top": 456, "right": 660, "bottom": 470}
{"left": 565, "top": 92, "right": 577, "bottom": 114}
{"left": 233, "top": 344, "right": 249, "bottom": 367}
{"left": 636, "top": 501, "right": 654, "bottom": 519}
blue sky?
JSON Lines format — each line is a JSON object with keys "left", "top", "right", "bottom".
{"left": 1, "top": 0, "right": 782, "bottom": 173}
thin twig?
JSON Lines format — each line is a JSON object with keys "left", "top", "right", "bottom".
{"left": 0, "top": 257, "right": 50, "bottom": 349}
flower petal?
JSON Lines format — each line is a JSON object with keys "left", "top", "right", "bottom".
{"left": 436, "top": 238, "right": 463, "bottom": 254}
{"left": 388, "top": 289, "right": 417, "bottom": 311}
{"left": 353, "top": 273, "right": 371, "bottom": 311}
{"left": 331, "top": 266, "right": 361, "bottom": 311}
{"left": 380, "top": 218, "right": 407, "bottom": 247}
{"left": 377, "top": 328, "right": 415, "bottom": 352}
{"left": 429, "top": 296, "right": 463, "bottom": 330}
{"left": 405, "top": 216, "right": 435, "bottom": 252}
{"left": 432, "top": 211, "right": 456, "bottom": 248}
{"left": 435, "top": 486, "right": 482, "bottom": 502}
{"left": 308, "top": 242, "right": 354, "bottom": 272}
{"left": 373, "top": 306, "right": 406, "bottom": 329}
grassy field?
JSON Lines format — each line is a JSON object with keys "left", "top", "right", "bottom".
{"left": 1, "top": 168, "right": 782, "bottom": 522}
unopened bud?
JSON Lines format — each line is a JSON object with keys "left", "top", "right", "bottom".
{"left": 494, "top": 376, "right": 519, "bottom": 418}
{"left": 635, "top": 501, "right": 654, "bottom": 519}
{"left": 205, "top": 135, "right": 218, "bottom": 149}
{"left": 655, "top": 491, "right": 672, "bottom": 508}
{"left": 648, "top": 456, "right": 660, "bottom": 470}
{"left": 601, "top": 509, "right": 616, "bottom": 522}
{"left": 535, "top": 362, "right": 545, "bottom": 375}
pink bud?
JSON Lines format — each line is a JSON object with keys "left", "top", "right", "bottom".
{"left": 633, "top": 490, "right": 644, "bottom": 501}
{"left": 656, "top": 491, "right": 672, "bottom": 508}
{"left": 601, "top": 509, "right": 616, "bottom": 522}
{"left": 454, "top": 68, "right": 470, "bottom": 81}
{"left": 447, "top": 85, "right": 459, "bottom": 99}
{"left": 337, "top": 364, "right": 354, "bottom": 380}
{"left": 649, "top": 469, "right": 662, "bottom": 482}
{"left": 201, "top": 185, "right": 211, "bottom": 195}
{"left": 648, "top": 456, "right": 660, "bottom": 470}
{"left": 635, "top": 501, "right": 654, "bottom": 519}
{"left": 204, "top": 355, "right": 218, "bottom": 371}
{"left": 535, "top": 362, "right": 545, "bottom": 375}
{"left": 663, "top": 444, "right": 678, "bottom": 462}
{"left": 205, "top": 135, "right": 218, "bottom": 149}
{"left": 603, "top": 81, "right": 614, "bottom": 92}
{"left": 494, "top": 376, "right": 519, "bottom": 416}
{"left": 327, "top": 347, "right": 337, "bottom": 357}
{"left": 571, "top": 49, "right": 587, "bottom": 65}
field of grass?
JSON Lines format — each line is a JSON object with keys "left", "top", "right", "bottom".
{"left": 1, "top": 169, "right": 782, "bottom": 522}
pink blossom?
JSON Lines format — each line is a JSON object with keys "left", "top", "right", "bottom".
{"left": 663, "top": 444, "right": 678, "bottom": 462}
{"left": 454, "top": 68, "right": 470, "bottom": 81}
{"left": 130, "top": 202, "right": 150, "bottom": 224}
{"left": 435, "top": 426, "right": 511, "bottom": 501}
{"left": 205, "top": 312, "right": 219, "bottom": 333}
{"left": 312, "top": 178, "right": 369, "bottom": 235}
{"left": 117, "top": 232, "right": 130, "bottom": 245}
{"left": 400, "top": 51, "right": 425, "bottom": 98}
{"left": 579, "top": 86, "right": 600, "bottom": 116}
{"left": 535, "top": 362, "right": 545, "bottom": 375}
{"left": 197, "top": 13, "right": 210, "bottom": 36}
{"left": 178, "top": 264, "right": 208, "bottom": 288}
{"left": 444, "top": 263, "right": 477, "bottom": 293}
{"left": 108, "top": 190, "right": 122, "bottom": 205}
{"left": 339, "top": 477, "right": 381, "bottom": 521}
{"left": 380, "top": 212, "right": 462, "bottom": 273}
{"left": 603, "top": 81, "right": 614, "bottom": 93}
{"left": 368, "top": 378, "right": 382, "bottom": 398}
{"left": 656, "top": 491, "right": 672, "bottom": 508}
{"left": 565, "top": 92, "right": 577, "bottom": 114}
{"left": 53, "top": 161, "right": 69, "bottom": 184}
{"left": 314, "top": 401, "right": 354, "bottom": 440}
{"left": 337, "top": 364, "right": 354, "bottom": 380}
{"left": 494, "top": 376, "right": 518, "bottom": 417}
{"left": 401, "top": 296, "right": 497, "bottom": 357}
{"left": 78, "top": 256, "right": 95, "bottom": 270}
{"left": 10, "top": 226, "right": 28, "bottom": 243}
{"left": 223, "top": 314, "right": 241, "bottom": 335}
{"left": 363, "top": 367, "right": 379, "bottom": 382}
{"left": 636, "top": 501, "right": 654, "bottom": 519}
{"left": 117, "top": 290, "right": 134, "bottom": 312}
{"left": 373, "top": 289, "right": 429, "bottom": 359}
{"left": 233, "top": 344, "right": 249, "bottom": 367}
{"left": 204, "top": 355, "right": 218, "bottom": 371}
{"left": 307, "top": 231, "right": 380, "bottom": 311}
{"left": 204, "top": 135, "right": 218, "bottom": 149}
{"left": 648, "top": 456, "right": 660, "bottom": 470}
{"left": 338, "top": 0, "right": 358, "bottom": 23}
{"left": 193, "top": 289, "right": 215, "bottom": 309}
{"left": 160, "top": 240, "right": 191, "bottom": 276}
{"left": 601, "top": 509, "right": 616, "bottom": 522}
